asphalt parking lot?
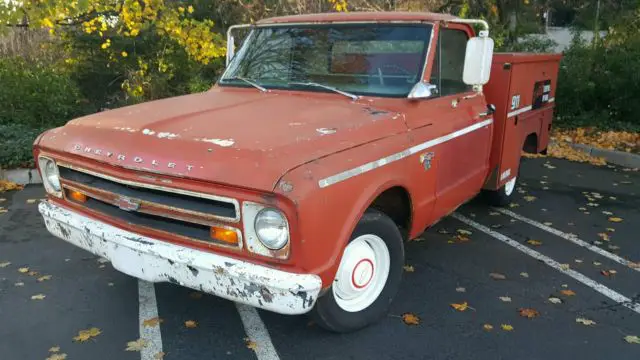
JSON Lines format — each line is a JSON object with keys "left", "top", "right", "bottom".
{"left": 1, "top": 157, "right": 639, "bottom": 360}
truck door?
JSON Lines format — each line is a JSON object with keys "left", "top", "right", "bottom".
{"left": 406, "top": 25, "right": 493, "bottom": 221}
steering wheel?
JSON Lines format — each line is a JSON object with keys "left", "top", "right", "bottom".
{"left": 376, "top": 64, "right": 414, "bottom": 85}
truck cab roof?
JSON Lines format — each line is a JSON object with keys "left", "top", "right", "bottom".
{"left": 257, "top": 11, "right": 459, "bottom": 25}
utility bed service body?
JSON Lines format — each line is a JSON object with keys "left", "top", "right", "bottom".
{"left": 34, "top": 12, "right": 561, "bottom": 332}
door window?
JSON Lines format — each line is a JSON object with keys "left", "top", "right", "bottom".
{"left": 430, "top": 28, "right": 472, "bottom": 96}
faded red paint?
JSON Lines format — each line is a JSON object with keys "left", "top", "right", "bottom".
{"left": 34, "top": 12, "right": 561, "bottom": 290}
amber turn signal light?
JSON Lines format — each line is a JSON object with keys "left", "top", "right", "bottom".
{"left": 210, "top": 226, "right": 239, "bottom": 245}
{"left": 68, "top": 190, "right": 87, "bottom": 203}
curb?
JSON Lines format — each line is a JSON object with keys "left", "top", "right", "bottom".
{"left": 558, "top": 141, "right": 640, "bottom": 169}
{"left": 0, "top": 168, "right": 42, "bottom": 185}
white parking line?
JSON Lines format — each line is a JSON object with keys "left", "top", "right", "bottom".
{"left": 452, "top": 213, "right": 640, "bottom": 315}
{"left": 138, "top": 280, "right": 163, "bottom": 360}
{"left": 495, "top": 208, "right": 640, "bottom": 272}
{"left": 236, "top": 303, "right": 280, "bottom": 360}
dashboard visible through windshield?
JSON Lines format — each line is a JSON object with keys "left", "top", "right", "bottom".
{"left": 220, "top": 23, "right": 433, "bottom": 98}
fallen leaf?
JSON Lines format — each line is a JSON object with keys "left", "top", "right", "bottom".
{"left": 606, "top": 228, "right": 615, "bottom": 232}
{"left": 490, "top": 224, "right": 503, "bottom": 229}
{"left": 576, "top": 317, "right": 596, "bottom": 326}
{"left": 483, "top": 324, "right": 494, "bottom": 331}
{"left": 499, "top": 296, "right": 512, "bottom": 302}
{"left": 48, "top": 346, "right": 60, "bottom": 353}
{"left": 608, "top": 244, "right": 621, "bottom": 250}
{"left": 245, "top": 337, "right": 258, "bottom": 351}
{"left": 184, "top": 320, "right": 198, "bottom": 328}
{"left": 501, "top": 324, "right": 514, "bottom": 331}
{"left": 46, "top": 354, "right": 67, "bottom": 360}
{"left": 624, "top": 335, "right": 640, "bottom": 344}
{"left": 457, "top": 229, "right": 472, "bottom": 235}
{"left": 561, "top": 289, "right": 576, "bottom": 296}
{"left": 450, "top": 302, "right": 469, "bottom": 311}
{"left": 520, "top": 272, "right": 529, "bottom": 278}
{"left": 489, "top": 272, "right": 506, "bottom": 280}
{"left": 37, "top": 275, "right": 52, "bottom": 282}
{"left": 154, "top": 352, "right": 166, "bottom": 359}
{"left": 0, "top": 261, "right": 11, "bottom": 268}
{"left": 562, "top": 284, "right": 568, "bottom": 288}
{"left": 601, "top": 270, "right": 616, "bottom": 277}
{"left": 26, "top": 199, "right": 37, "bottom": 204}
{"left": 14, "top": 282, "right": 24, "bottom": 287}
{"left": 509, "top": 203, "right": 520, "bottom": 208}
{"left": 143, "top": 317, "right": 163, "bottom": 327}
{"left": 628, "top": 262, "right": 640, "bottom": 269}
{"left": 73, "top": 327, "right": 102, "bottom": 342}
{"left": 403, "top": 265, "right": 415, "bottom": 273}
{"left": 523, "top": 195, "right": 536, "bottom": 202}
{"left": 401, "top": 312, "right": 420, "bottom": 325}
{"left": 437, "top": 228, "right": 449, "bottom": 234}
{"left": 31, "top": 294, "right": 46, "bottom": 300}
{"left": 602, "top": 211, "right": 613, "bottom": 215}
{"left": 548, "top": 297, "right": 563, "bottom": 304}
{"left": 526, "top": 239, "right": 542, "bottom": 246}
{"left": 609, "top": 217, "right": 623, "bottom": 223}
{"left": 455, "top": 287, "right": 466, "bottom": 293}
{"left": 489, "top": 211, "right": 500, "bottom": 216}
{"left": 108, "top": 282, "right": 114, "bottom": 286}
{"left": 598, "top": 233, "right": 610, "bottom": 241}
{"left": 27, "top": 270, "right": 39, "bottom": 276}
{"left": 18, "top": 267, "right": 29, "bottom": 273}
{"left": 125, "top": 338, "right": 149, "bottom": 351}
{"left": 518, "top": 308, "right": 540, "bottom": 319}
{"left": 560, "top": 264, "right": 570, "bottom": 270}
{"left": 586, "top": 202, "right": 599, "bottom": 207}
{"left": 593, "top": 261, "right": 601, "bottom": 266}
{"left": 574, "top": 259, "right": 583, "bottom": 263}
{"left": 543, "top": 222, "right": 553, "bottom": 226}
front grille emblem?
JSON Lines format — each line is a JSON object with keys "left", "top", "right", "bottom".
{"left": 115, "top": 196, "right": 141, "bottom": 212}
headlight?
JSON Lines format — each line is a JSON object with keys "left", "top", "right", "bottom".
{"left": 254, "top": 208, "right": 289, "bottom": 250}
{"left": 38, "top": 157, "right": 62, "bottom": 197}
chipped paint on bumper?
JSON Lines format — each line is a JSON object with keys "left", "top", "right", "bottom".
{"left": 39, "top": 201, "right": 321, "bottom": 315}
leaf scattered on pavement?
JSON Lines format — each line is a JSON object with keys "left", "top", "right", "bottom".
{"left": 31, "top": 294, "right": 46, "bottom": 300}
{"left": 523, "top": 195, "right": 536, "bottom": 202}
{"left": 154, "top": 352, "right": 166, "bottom": 359}
{"left": 489, "top": 211, "right": 500, "bottom": 216}
{"left": 548, "top": 297, "right": 563, "bottom": 304}
{"left": 543, "top": 222, "right": 552, "bottom": 226}
{"left": 455, "top": 287, "right": 466, "bottom": 293}
{"left": 629, "top": 262, "right": 640, "bottom": 269}
{"left": 184, "top": 320, "right": 198, "bottom": 328}
{"left": 26, "top": 199, "right": 37, "bottom": 204}
{"left": 27, "top": 270, "right": 39, "bottom": 276}
{"left": 574, "top": 259, "right": 583, "bottom": 263}
{"left": 48, "top": 346, "right": 60, "bottom": 353}
{"left": 18, "top": 267, "right": 29, "bottom": 273}
{"left": 46, "top": 353, "right": 67, "bottom": 360}
{"left": 624, "top": 335, "right": 640, "bottom": 344}
{"left": 37, "top": 275, "right": 52, "bottom": 282}
{"left": 483, "top": 324, "right": 494, "bottom": 331}
{"left": 559, "top": 264, "right": 570, "bottom": 270}
{"left": 143, "top": 317, "right": 163, "bottom": 328}
{"left": 125, "top": 338, "right": 149, "bottom": 352}
{"left": 608, "top": 244, "right": 620, "bottom": 250}
{"left": 73, "top": 327, "right": 102, "bottom": 342}
{"left": 0, "top": 261, "right": 11, "bottom": 268}
{"left": 403, "top": 265, "right": 415, "bottom": 273}
{"left": 498, "top": 296, "right": 512, "bottom": 302}
{"left": 509, "top": 203, "right": 519, "bottom": 208}
{"left": 450, "top": 302, "right": 471, "bottom": 312}
{"left": 602, "top": 211, "right": 613, "bottom": 215}
{"left": 606, "top": 228, "right": 615, "bottom": 232}
{"left": 0, "top": 180, "right": 23, "bottom": 192}
{"left": 501, "top": 324, "right": 514, "bottom": 331}
{"left": 489, "top": 272, "right": 506, "bottom": 280}
{"left": 518, "top": 308, "right": 540, "bottom": 319}
{"left": 526, "top": 239, "right": 542, "bottom": 246}
{"left": 401, "top": 313, "right": 420, "bottom": 325}
{"left": 601, "top": 269, "right": 617, "bottom": 277}
{"left": 576, "top": 317, "right": 596, "bottom": 326}
{"left": 598, "top": 233, "right": 610, "bottom": 241}
{"left": 457, "top": 229, "right": 472, "bottom": 235}
{"left": 608, "top": 217, "right": 623, "bottom": 223}
{"left": 520, "top": 272, "right": 529, "bottom": 278}
{"left": 245, "top": 337, "right": 258, "bottom": 351}
{"left": 560, "top": 289, "right": 576, "bottom": 296}
{"left": 14, "top": 282, "right": 24, "bottom": 287}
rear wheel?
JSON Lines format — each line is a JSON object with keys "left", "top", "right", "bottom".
{"left": 484, "top": 175, "right": 517, "bottom": 206}
{"left": 311, "top": 209, "right": 404, "bottom": 333}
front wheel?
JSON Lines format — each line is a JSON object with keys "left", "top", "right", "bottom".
{"left": 311, "top": 209, "right": 404, "bottom": 333}
{"left": 484, "top": 176, "right": 517, "bottom": 206}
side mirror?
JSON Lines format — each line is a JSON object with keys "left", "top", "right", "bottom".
{"left": 462, "top": 36, "right": 494, "bottom": 86}
{"left": 408, "top": 82, "right": 438, "bottom": 100}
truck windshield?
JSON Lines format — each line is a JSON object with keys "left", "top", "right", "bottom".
{"left": 220, "top": 24, "right": 433, "bottom": 98}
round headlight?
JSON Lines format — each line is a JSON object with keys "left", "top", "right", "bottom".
{"left": 43, "top": 159, "right": 61, "bottom": 192}
{"left": 254, "top": 208, "right": 289, "bottom": 250}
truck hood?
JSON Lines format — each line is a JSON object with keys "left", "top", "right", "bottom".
{"left": 38, "top": 87, "right": 406, "bottom": 192}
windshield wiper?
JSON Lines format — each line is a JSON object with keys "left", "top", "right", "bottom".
{"left": 227, "top": 76, "right": 268, "bottom": 92}
{"left": 289, "top": 81, "right": 359, "bottom": 101}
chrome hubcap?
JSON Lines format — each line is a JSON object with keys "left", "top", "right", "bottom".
{"left": 504, "top": 176, "right": 517, "bottom": 196}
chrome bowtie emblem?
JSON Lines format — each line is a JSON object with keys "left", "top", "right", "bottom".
{"left": 115, "top": 196, "right": 140, "bottom": 212}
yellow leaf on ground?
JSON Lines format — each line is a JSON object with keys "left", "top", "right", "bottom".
{"left": 489, "top": 272, "right": 506, "bottom": 280}
{"left": 245, "top": 337, "right": 258, "bottom": 351}
{"left": 624, "top": 335, "right": 640, "bottom": 344}
{"left": 401, "top": 312, "right": 420, "bottom": 325}
{"left": 598, "top": 233, "right": 610, "bottom": 241}
{"left": 185, "top": 320, "right": 198, "bottom": 328}
{"left": 561, "top": 289, "right": 576, "bottom": 296}
{"left": 509, "top": 203, "right": 519, "bottom": 208}
{"left": 26, "top": 199, "right": 37, "bottom": 204}
{"left": 526, "top": 239, "right": 542, "bottom": 246}
{"left": 519, "top": 308, "right": 540, "bottom": 319}
{"left": 609, "top": 217, "right": 623, "bottom": 223}
{"left": 73, "top": 327, "right": 102, "bottom": 342}
{"left": 560, "top": 264, "right": 570, "bottom": 270}
{"left": 450, "top": 302, "right": 469, "bottom": 312}
{"left": 456, "top": 229, "right": 472, "bottom": 235}
{"left": 18, "top": 267, "right": 29, "bottom": 273}
{"left": 143, "top": 317, "right": 163, "bottom": 328}
{"left": 0, "top": 261, "right": 10, "bottom": 268}
{"left": 628, "top": 262, "right": 640, "bottom": 269}
{"left": 483, "top": 324, "right": 494, "bottom": 331}
{"left": 520, "top": 272, "right": 529, "bottom": 278}
{"left": 14, "top": 282, "right": 24, "bottom": 287}
{"left": 403, "top": 265, "right": 415, "bottom": 273}
{"left": 548, "top": 297, "right": 562, "bottom": 304}
{"left": 48, "top": 346, "right": 60, "bottom": 353}
{"left": 46, "top": 353, "right": 67, "bottom": 360}
{"left": 125, "top": 338, "right": 149, "bottom": 351}
{"left": 576, "top": 317, "right": 596, "bottom": 326}
{"left": 37, "top": 275, "right": 52, "bottom": 282}
{"left": 154, "top": 352, "right": 166, "bottom": 359}
{"left": 0, "top": 180, "right": 24, "bottom": 192}
{"left": 501, "top": 324, "right": 514, "bottom": 331}
{"left": 523, "top": 195, "right": 536, "bottom": 202}
{"left": 31, "top": 294, "right": 46, "bottom": 300}
{"left": 499, "top": 296, "right": 512, "bottom": 302}
{"left": 27, "top": 270, "right": 39, "bottom": 276}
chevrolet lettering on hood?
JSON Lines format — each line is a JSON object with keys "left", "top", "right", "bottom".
{"left": 72, "top": 144, "right": 194, "bottom": 171}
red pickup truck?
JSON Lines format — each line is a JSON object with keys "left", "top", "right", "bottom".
{"left": 34, "top": 12, "right": 560, "bottom": 332}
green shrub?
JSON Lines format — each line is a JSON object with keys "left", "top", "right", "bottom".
{"left": 0, "top": 123, "right": 46, "bottom": 169}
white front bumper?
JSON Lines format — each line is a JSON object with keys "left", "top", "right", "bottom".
{"left": 39, "top": 201, "right": 322, "bottom": 315}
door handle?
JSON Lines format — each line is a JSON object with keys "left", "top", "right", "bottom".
{"left": 478, "top": 104, "right": 496, "bottom": 117}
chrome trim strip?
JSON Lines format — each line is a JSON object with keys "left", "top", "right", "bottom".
{"left": 56, "top": 162, "right": 241, "bottom": 223}
{"left": 507, "top": 105, "right": 533, "bottom": 118}
{"left": 318, "top": 118, "right": 493, "bottom": 188}
{"left": 548, "top": 97, "right": 555, "bottom": 103}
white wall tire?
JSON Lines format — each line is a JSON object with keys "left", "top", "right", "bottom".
{"left": 484, "top": 175, "right": 518, "bottom": 206}
{"left": 311, "top": 209, "right": 404, "bottom": 333}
